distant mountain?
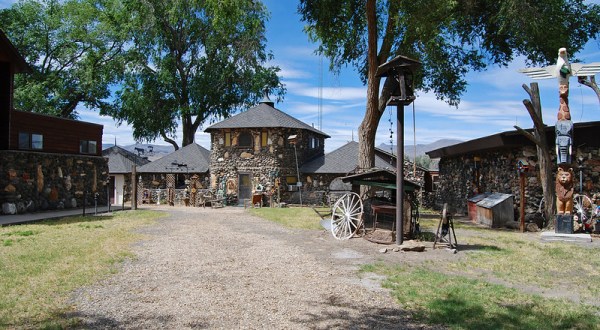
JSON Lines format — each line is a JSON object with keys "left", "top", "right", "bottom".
{"left": 379, "top": 138, "right": 462, "bottom": 160}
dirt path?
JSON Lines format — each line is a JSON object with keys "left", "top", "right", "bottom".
{"left": 70, "top": 206, "right": 447, "bottom": 329}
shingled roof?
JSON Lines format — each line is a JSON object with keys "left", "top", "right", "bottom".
{"left": 301, "top": 141, "right": 394, "bottom": 174}
{"left": 204, "top": 98, "right": 330, "bottom": 138}
{"left": 103, "top": 146, "right": 150, "bottom": 174}
{"left": 137, "top": 143, "right": 210, "bottom": 174}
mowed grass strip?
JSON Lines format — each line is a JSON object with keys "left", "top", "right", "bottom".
{"left": 0, "top": 210, "right": 165, "bottom": 329}
{"left": 362, "top": 263, "right": 599, "bottom": 330}
{"left": 362, "top": 217, "right": 600, "bottom": 329}
{"left": 248, "top": 206, "right": 323, "bottom": 230}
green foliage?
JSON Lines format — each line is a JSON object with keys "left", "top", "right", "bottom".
{"left": 414, "top": 154, "right": 431, "bottom": 169}
{"left": 0, "top": 0, "right": 130, "bottom": 119}
{"left": 109, "top": 0, "right": 285, "bottom": 148}
{"left": 299, "top": 0, "right": 600, "bottom": 106}
{"left": 0, "top": 0, "right": 284, "bottom": 147}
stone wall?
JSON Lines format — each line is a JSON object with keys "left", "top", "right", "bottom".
{"left": 0, "top": 150, "right": 109, "bottom": 215}
{"left": 299, "top": 160, "right": 427, "bottom": 207}
{"left": 434, "top": 145, "right": 600, "bottom": 220}
{"left": 209, "top": 127, "right": 325, "bottom": 204}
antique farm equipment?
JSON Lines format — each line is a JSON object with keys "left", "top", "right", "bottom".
{"left": 433, "top": 203, "right": 457, "bottom": 250}
{"left": 321, "top": 169, "right": 421, "bottom": 243}
{"left": 330, "top": 192, "right": 364, "bottom": 240}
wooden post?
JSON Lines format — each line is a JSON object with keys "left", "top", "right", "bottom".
{"left": 520, "top": 173, "right": 525, "bottom": 232}
{"left": 132, "top": 165, "right": 137, "bottom": 210}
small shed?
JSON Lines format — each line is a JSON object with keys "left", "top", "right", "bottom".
{"left": 475, "top": 193, "right": 514, "bottom": 228}
{"left": 467, "top": 193, "right": 490, "bottom": 222}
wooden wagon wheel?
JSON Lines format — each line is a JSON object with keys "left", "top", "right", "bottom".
{"left": 331, "top": 192, "right": 364, "bottom": 240}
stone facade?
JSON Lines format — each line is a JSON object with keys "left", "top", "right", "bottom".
{"left": 0, "top": 150, "right": 109, "bottom": 214}
{"left": 209, "top": 127, "right": 325, "bottom": 204}
{"left": 434, "top": 145, "right": 600, "bottom": 220}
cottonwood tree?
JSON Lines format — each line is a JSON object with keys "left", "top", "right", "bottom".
{"left": 299, "top": 0, "right": 600, "bottom": 172}
{"left": 109, "top": 0, "right": 284, "bottom": 149}
{"left": 0, "top": 0, "right": 129, "bottom": 119}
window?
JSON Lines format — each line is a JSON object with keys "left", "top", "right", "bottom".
{"left": 286, "top": 176, "right": 298, "bottom": 184}
{"left": 261, "top": 131, "right": 268, "bottom": 147}
{"left": 238, "top": 131, "right": 252, "bottom": 147}
{"left": 80, "top": 140, "right": 97, "bottom": 154}
{"left": 310, "top": 136, "right": 320, "bottom": 149}
{"left": 225, "top": 132, "right": 231, "bottom": 147}
{"left": 18, "top": 132, "right": 43, "bottom": 150}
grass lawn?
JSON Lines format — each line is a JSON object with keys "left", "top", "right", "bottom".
{"left": 253, "top": 207, "right": 600, "bottom": 330}
{"left": 248, "top": 206, "right": 324, "bottom": 230}
{"left": 0, "top": 210, "right": 165, "bottom": 329}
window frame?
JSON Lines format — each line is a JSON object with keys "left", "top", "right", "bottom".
{"left": 238, "top": 131, "right": 253, "bottom": 148}
{"left": 79, "top": 140, "right": 97, "bottom": 155}
{"left": 18, "top": 132, "right": 44, "bottom": 150}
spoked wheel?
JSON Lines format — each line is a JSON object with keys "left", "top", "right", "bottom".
{"left": 331, "top": 192, "right": 364, "bottom": 240}
{"left": 573, "top": 194, "right": 594, "bottom": 231}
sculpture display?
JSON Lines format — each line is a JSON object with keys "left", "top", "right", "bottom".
{"left": 555, "top": 167, "right": 574, "bottom": 214}
{"left": 518, "top": 47, "right": 600, "bottom": 232}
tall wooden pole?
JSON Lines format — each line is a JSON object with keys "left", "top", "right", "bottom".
{"left": 396, "top": 104, "right": 404, "bottom": 245}
{"left": 132, "top": 165, "right": 137, "bottom": 210}
{"left": 396, "top": 76, "right": 406, "bottom": 246}
{"left": 520, "top": 173, "right": 525, "bottom": 232}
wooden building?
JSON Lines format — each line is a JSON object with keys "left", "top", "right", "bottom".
{"left": 0, "top": 29, "right": 107, "bottom": 215}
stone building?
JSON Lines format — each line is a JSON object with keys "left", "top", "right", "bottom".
{"left": 427, "top": 121, "right": 600, "bottom": 222}
{"left": 137, "top": 142, "right": 211, "bottom": 189}
{"left": 1, "top": 29, "right": 108, "bottom": 215}
{"left": 103, "top": 146, "right": 150, "bottom": 205}
{"left": 300, "top": 141, "right": 427, "bottom": 204}
{"left": 204, "top": 96, "right": 329, "bottom": 204}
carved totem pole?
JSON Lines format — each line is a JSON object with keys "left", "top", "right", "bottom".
{"left": 554, "top": 48, "right": 575, "bottom": 220}
{"left": 519, "top": 48, "right": 600, "bottom": 231}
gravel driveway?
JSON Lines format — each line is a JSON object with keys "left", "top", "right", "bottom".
{"left": 70, "top": 206, "right": 440, "bottom": 329}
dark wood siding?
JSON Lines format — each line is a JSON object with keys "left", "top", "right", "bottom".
{"left": 0, "top": 62, "right": 10, "bottom": 150}
{"left": 9, "top": 110, "right": 103, "bottom": 156}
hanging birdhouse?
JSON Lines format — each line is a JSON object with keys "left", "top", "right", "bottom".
{"left": 517, "top": 159, "right": 530, "bottom": 174}
{"left": 376, "top": 55, "right": 421, "bottom": 106}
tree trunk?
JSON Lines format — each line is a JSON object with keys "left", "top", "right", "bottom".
{"left": 358, "top": 0, "right": 380, "bottom": 172}
{"left": 577, "top": 76, "right": 600, "bottom": 104}
{"left": 181, "top": 114, "right": 195, "bottom": 147}
{"left": 515, "top": 83, "right": 555, "bottom": 228}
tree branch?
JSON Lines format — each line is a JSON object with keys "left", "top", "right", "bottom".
{"left": 514, "top": 125, "right": 541, "bottom": 147}
{"left": 577, "top": 75, "right": 600, "bottom": 104}
{"left": 161, "top": 131, "right": 179, "bottom": 150}
{"left": 522, "top": 99, "right": 546, "bottom": 130}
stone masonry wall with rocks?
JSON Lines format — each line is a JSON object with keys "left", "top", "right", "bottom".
{"left": 0, "top": 150, "right": 109, "bottom": 215}
{"left": 434, "top": 145, "right": 600, "bottom": 222}
{"left": 299, "top": 159, "right": 427, "bottom": 206}
{"left": 209, "top": 127, "right": 325, "bottom": 204}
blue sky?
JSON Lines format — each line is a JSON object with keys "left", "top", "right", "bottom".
{"left": 2, "top": 0, "right": 599, "bottom": 153}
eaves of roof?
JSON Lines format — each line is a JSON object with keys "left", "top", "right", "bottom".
{"left": 137, "top": 143, "right": 210, "bottom": 174}
{"left": 426, "top": 121, "right": 600, "bottom": 159}
{"left": 204, "top": 102, "right": 330, "bottom": 138}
